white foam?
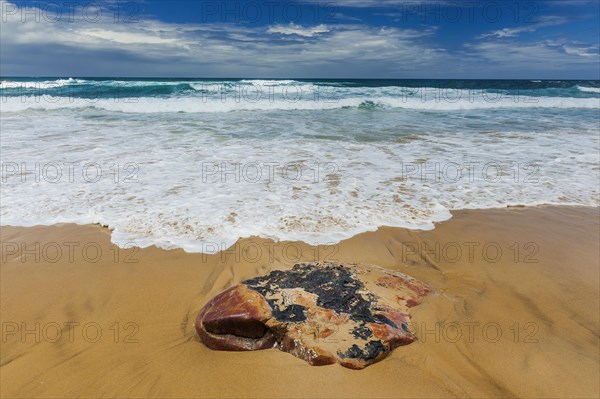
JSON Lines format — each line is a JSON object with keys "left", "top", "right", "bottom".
{"left": 577, "top": 85, "right": 600, "bottom": 93}
{"left": 2, "top": 91, "right": 599, "bottom": 113}
{"left": 0, "top": 78, "right": 84, "bottom": 90}
{"left": 1, "top": 105, "right": 598, "bottom": 253}
{"left": 239, "top": 79, "right": 299, "bottom": 86}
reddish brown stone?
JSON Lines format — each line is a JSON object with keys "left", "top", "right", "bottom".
{"left": 195, "top": 285, "right": 276, "bottom": 351}
{"left": 195, "top": 262, "right": 432, "bottom": 369}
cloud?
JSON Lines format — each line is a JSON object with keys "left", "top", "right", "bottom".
{"left": 544, "top": 0, "right": 597, "bottom": 5}
{"left": 0, "top": 0, "right": 598, "bottom": 78}
{"left": 464, "top": 39, "right": 599, "bottom": 70}
{"left": 267, "top": 23, "right": 330, "bottom": 37}
{"left": 478, "top": 16, "right": 568, "bottom": 39}
{"left": 78, "top": 29, "right": 182, "bottom": 46}
{"left": 331, "top": 13, "right": 362, "bottom": 22}
{"left": 300, "top": 0, "right": 450, "bottom": 7}
{"left": 0, "top": 1, "right": 446, "bottom": 77}
{"left": 553, "top": 41, "right": 599, "bottom": 58}
{"left": 563, "top": 46, "right": 597, "bottom": 57}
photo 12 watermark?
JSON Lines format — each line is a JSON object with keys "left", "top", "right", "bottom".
{"left": 1, "top": 161, "right": 140, "bottom": 184}
{"left": 2, "top": 321, "right": 140, "bottom": 344}
{"left": 303, "top": 320, "right": 540, "bottom": 344}
{"left": 407, "top": 320, "right": 540, "bottom": 344}
{"left": 201, "top": 161, "right": 340, "bottom": 184}
{"left": 1, "top": 1, "right": 141, "bottom": 23}
{"left": 400, "top": 241, "right": 540, "bottom": 264}
{"left": 399, "top": 161, "right": 540, "bottom": 184}
{"left": 1, "top": 241, "right": 140, "bottom": 264}
{"left": 200, "top": 240, "right": 340, "bottom": 263}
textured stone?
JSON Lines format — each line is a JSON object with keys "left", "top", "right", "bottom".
{"left": 195, "top": 262, "right": 432, "bottom": 369}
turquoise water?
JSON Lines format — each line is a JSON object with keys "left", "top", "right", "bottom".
{"left": 2, "top": 78, "right": 600, "bottom": 99}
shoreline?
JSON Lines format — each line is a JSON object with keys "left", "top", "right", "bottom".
{"left": 2, "top": 203, "right": 597, "bottom": 254}
{"left": 1, "top": 205, "right": 599, "bottom": 398}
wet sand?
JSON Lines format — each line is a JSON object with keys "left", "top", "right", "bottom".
{"left": 1, "top": 206, "right": 599, "bottom": 398}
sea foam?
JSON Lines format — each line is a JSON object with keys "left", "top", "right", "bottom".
{"left": 1, "top": 79, "right": 599, "bottom": 252}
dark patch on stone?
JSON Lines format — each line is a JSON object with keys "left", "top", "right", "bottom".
{"left": 245, "top": 263, "right": 396, "bottom": 328}
{"left": 337, "top": 340, "right": 386, "bottom": 361}
{"left": 275, "top": 304, "right": 307, "bottom": 323}
{"left": 352, "top": 324, "right": 373, "bottom": 340}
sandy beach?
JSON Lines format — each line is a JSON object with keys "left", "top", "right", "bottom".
{"left": 3, "top": 0, "right": 599, "bottom": 397}
{"left": 1, "top": 205, "right": 598, "bottom": 398}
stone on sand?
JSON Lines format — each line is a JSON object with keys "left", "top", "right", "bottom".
{"left": 195, "top": 262, "right": 432, "bottom": 369}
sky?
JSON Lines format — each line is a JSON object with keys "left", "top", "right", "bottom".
{"left": 1, "top": 0, "right": 599, "bottom": 78}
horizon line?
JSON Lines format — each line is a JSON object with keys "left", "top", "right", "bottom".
{"left": 2, "top": 76, "right": 599, "bottom": 81}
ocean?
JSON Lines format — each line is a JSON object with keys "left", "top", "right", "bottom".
{"left": 1, "top": 78, "right": 599, "bottom": 252}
